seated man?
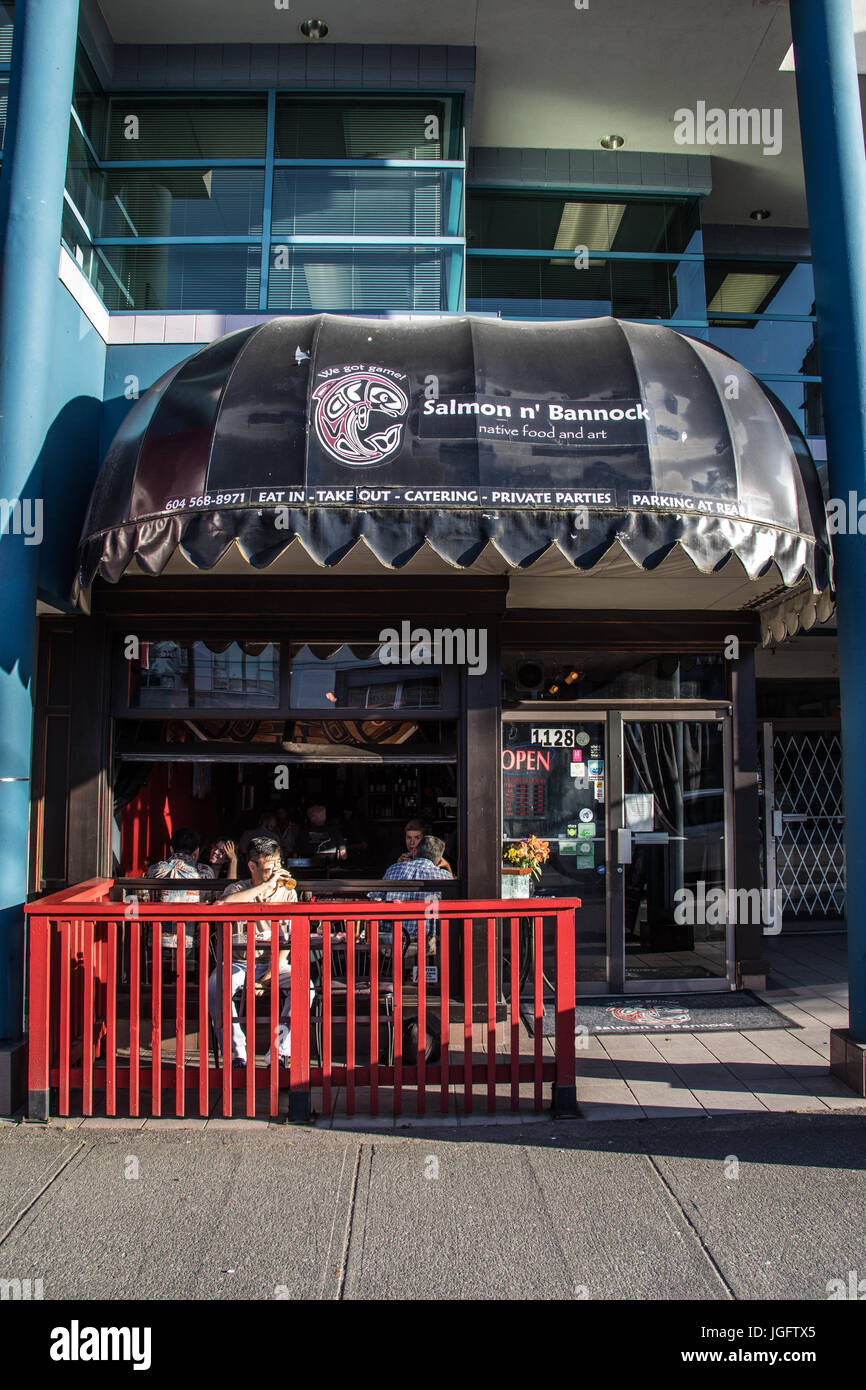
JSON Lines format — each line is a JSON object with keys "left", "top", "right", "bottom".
{"left": 237, "top": 813, "right": 279, "bottom": 860}
{"left": 144, "top": 827, "right": 216, "bottom": 960}
{"left": 296, "top": 803, "right": 347, "bottom": 866}
{"left": 207, "top": 835, "right": 304, "bottom": 1069}
{"left": 397, "top": 818, "right": 453, "bottom": 875}
{"left": 370, "top": 835, "right": 453, "bottom": 957}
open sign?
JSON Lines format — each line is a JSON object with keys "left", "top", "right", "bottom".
{"left": 502, "top": 748, "right": 552, "bottom": 772}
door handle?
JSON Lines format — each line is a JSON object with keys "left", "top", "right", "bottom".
{"left": 772, "top": 811, "right": 783, "bottom": 837}
{"left": 617, "top": 828, "right": 632, "bottom": 864}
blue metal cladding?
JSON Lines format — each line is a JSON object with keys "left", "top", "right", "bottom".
{"left": 790, "top": 0, "right": 866, "bottom": 1043}
{"left": 0, "top": 0, "right": 80, "bottom": 1040}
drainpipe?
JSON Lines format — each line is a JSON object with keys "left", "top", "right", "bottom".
{"left": 789, "top": 0, "right": 866, "bottom": 1089}
{"left": 0, "top": 0, "right": 80, "bottom": 1110}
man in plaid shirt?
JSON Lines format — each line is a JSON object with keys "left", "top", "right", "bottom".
{"left": 370, "top": 835, "right": 453, "bottom": 945}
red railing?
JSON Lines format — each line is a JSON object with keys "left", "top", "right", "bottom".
{"left": 25, "top": 881, "right": 579, "bottom": 1121}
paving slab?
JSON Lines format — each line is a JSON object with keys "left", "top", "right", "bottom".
{"left": 646, "top": 1114, "right": 866, "bottom": 1300}
{"left": 0, "top": 1129, "right": 360, "bottom": 1300}
{"left": 340, "top": 1131, "right": 725, "bottom": 1300}
{"left": 0, "top": 1126, "right": 87, "bottom": 1236}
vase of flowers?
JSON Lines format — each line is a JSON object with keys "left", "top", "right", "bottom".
{"left": 502, "top": 836, "right": 550, "bottom": 897}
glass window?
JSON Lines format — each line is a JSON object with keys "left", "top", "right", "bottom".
{"left": 467, "top": 254, "right": 682, "bottom": 319}
{"left": 467, "top": 191, "right": 700, "bottom": 255}
{"left": 0, "top": 3, "right": 13, "bottom": 65}
{"left": 65, "top": 120, "right": 104, "bottom": 234}
{"left": 95, "top": 168, "right": 265, "bottom": 238}
{"left": 704, "top": 259, "right": 813, "bottom": 323}
{"left": 289, "top": 644, "right": 442, "bottom": 710}
{"left": 267, "top": 244, "right": 451, "bottom": 312}
{"left": 502, "top": 652, "right": 726, "bottom": 704}
{"left": 102, "top": 96, "right": 268, "bottom": 161}
{"left": 502, "top": 716, "right": 608, "bottom": 979}
{"left": 127, "top": 641, "right": 280, "bottom": 710}
{"left": 60, "top": 200, "right": 99, "bottom": 285}
{"left": 72, "top": 46, "right": 107, "bottom": 154}
{"left": 693, "top": 319, "right": 819, "bottom": 379}
{"left": 94, "top": 242, "right": 261, "bottom": 311}
{"left": 271, "top": 167, "right": 451, "bottom": 237}
{"left": 275, "top": 97, "right": 459, "bottom": 160}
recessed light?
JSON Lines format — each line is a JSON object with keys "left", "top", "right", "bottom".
{"left": 299, "top": 19, "right": 329, "bottom": 40}
{"left": 750, "top": 208, "right": 772, "bottom": 220}
{"left": 600, "top": 134, "right": 625, "bottom": 150}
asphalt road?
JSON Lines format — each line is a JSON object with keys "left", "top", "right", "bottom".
{"left": 1, "top": 1111, "right": 864, "bottom": 1302}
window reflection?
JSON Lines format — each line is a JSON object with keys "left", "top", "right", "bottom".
{"left": 128, "top": 641, "right": 279, "bottom": 709}
{"left": 502, "top": 651, "right": 725, "bottom": 704}
{"left": 289, "top": 644, "right": 441, "bottom": 710}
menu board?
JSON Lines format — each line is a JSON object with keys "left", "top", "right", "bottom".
{"left": 503, "top": 778, "right": 546, "bottom": 818}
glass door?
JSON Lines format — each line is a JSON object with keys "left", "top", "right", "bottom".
{"left": 501, "top": 710, "right": 734, "bottom": 995}
{"left": 609, "top": 711, "right": 732, "bottom": 992}
{"left": 502, "top": 716, "right": 608, "bottom": 990}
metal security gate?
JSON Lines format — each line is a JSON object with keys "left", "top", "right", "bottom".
{"left": 761, "top": 724, "right": 846, "bottom": 927}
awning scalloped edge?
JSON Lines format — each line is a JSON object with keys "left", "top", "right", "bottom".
{"left": 73, "top": 506, "right": 833, "bottom": 613}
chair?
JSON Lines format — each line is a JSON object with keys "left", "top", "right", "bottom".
{"left": 312, "top": 935, "right": 395, "bottom": 1067}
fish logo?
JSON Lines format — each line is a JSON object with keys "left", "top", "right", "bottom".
{"left": 312, "top": 370, "right": 409, "bottom": 467}
{"left": 607, "top": 1004, "right": 691, "bottom": 1027}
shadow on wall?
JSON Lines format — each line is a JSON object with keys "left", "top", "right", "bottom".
{"left": 0, "top": 394, "right": 101, "bottom": 684}
{"left": 37, "top": 393, "right": 102, "bottom": 606}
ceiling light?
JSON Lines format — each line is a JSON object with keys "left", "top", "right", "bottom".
{"left": 564, "top": 670, "right": 581, "bottom": 685}
{"left": 600, "top": 134, "right": 625, "bottom": 150}
{"left": 707, "top": 271, "right": 781, "bottom": 315}
{"left": 552, "top": 201, "right": 625, "bottom": 266}
{"left": 750, "top": 208, "right": 772, "bottom": 220}
{"left": 299, "top": 19, "right": 329, "bottom": 39}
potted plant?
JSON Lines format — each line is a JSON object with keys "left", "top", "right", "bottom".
{"left": 502, "top": 835, "right": 550, "bottom": 898}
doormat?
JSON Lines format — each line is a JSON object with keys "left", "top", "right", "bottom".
{"left": 521, "top": 992, "right": 798, "bottom": 1037}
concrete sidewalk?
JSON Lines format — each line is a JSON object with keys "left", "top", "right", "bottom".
{"left": 1, "top": 1109, "right": 864, "bottom": 1300}
{"left": 570, "top": 932, "right": 860, "bottom": 1122}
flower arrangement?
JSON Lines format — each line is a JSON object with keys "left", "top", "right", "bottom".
{"left": 503, "top": 835, "right": 550, "bottom": 881}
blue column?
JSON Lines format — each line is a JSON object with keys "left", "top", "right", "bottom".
{"left": 789, "top": 0, "right": 866, "bottom": 1043}
{"left": 0, "top": 0, "right": 80, "bottom": 1041}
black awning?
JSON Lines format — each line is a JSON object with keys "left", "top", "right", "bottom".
{"left": 75, "top": 314, "right": 832, "bottom": 602}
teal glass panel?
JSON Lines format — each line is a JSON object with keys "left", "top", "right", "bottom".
{"left": 267, "top": 244, "right": 452, "bottom": 312}
{"left": 93, "top": 243, "right": 262, "bottom": 311}
{"left": 275, "top": 96, "right": 460, "bottom": 160}
{"left": 103, "top": 96, "right": 267, "bottom": 161}
{"left": 467, "top": 191, "right": 700, "bottom": 255}
{"left": 467, "top": 254, "right": 681, "bottom": 318}
{"left": 0, "top": 2, "right": 13, "bottom": 64}
{"left": 271, "top": 167, "right": 451, "bottom": 237}
{"left": 99, "top": 168, "right": 265, "bottom": 237}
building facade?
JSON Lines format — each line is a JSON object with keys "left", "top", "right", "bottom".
{"left": 2, "top": 0, "right": 864, "bottom": 1110}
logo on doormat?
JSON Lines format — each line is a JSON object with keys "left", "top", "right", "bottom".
{"left": 312, "top": 368, "right": 409, "bottom": 466}
{"left": 607, "top": 1004, "right": 692, "bottom": 1027}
